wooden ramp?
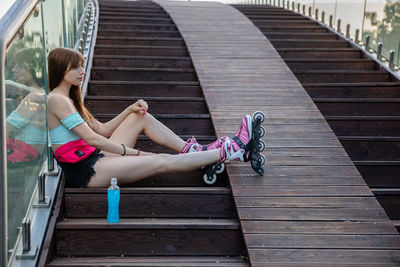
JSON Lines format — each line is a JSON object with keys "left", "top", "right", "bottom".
{"left": 152, "top": 0, "right": 400, "bottom": 266}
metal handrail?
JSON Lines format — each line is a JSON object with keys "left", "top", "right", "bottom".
{"left": 0, "top": 0, "right": 43, "bottom": 265}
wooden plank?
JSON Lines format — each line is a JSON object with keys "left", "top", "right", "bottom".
{"left": 231, "top": 185, "right": 373, "bottom": 197}
{"left": 249, "top": 249, "right": 400, "bottom": 266}
{"left": 235, "top": 196, "right": 380, "bottom": 208}
{"left": 238, "top": 207, "right": 387, "bottom": 221}
{"left": 246, "top": 234, "right": 400, "bottom": 249}
{"left": 242, "top": 220, "right": 398, "bottom": 234}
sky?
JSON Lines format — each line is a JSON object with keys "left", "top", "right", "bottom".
{"left": 0, "top": 0, "right": 16, "bottom": 20}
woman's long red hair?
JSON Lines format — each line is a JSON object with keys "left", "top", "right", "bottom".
{"left": 47, "top": 47, "right": 94, "bottom": 128}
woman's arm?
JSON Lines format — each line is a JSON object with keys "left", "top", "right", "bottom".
{"left": 92, "top": 99, "right": 148, "bottom": 137}
{"left": 48, "top": 95, "right": 144, "bottom": 156}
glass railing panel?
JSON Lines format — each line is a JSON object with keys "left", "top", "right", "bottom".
{"left": 42, "top": 0, "right": 64, "bottom": 52}
{"left": 335, "top": 0, "right": 364, "bottom": 36}
{"left": 4, "top": 3, "right": 47, "bottom": 259}
{"left": 64, "top": 0, "right": 79, "bottom": 48}
{"left": 364, "top": 0, "right": 400, "bottom": 65}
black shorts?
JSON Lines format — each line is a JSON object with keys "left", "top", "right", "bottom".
{"left": 58, "top": 149, "right": 105, "bottom": 188}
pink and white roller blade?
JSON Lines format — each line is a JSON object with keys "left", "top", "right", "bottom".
{"left": 230, "top": 112, "right": 265, "bottom": 175}
{"left": 181, "top": 137, "right": 227, "bottom": 185}
{"left": 202, "top": 112, "right": 266, "bottom": 183}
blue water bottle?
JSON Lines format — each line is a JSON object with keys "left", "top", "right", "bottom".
{"left": 107, "top": 177, "right": 120, "bottom": 223}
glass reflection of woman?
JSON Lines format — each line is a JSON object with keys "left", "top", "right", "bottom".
{"left": 47, "top": 47, "right": 257, "bottom": 188}
{"left": 6, "top": 47, "right": 46, "bottom": 163}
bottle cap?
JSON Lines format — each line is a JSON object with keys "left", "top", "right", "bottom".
{"left": 111, "top": 177, "right": 117, "bottom": 186}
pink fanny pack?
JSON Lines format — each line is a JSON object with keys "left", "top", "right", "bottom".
{"left": 54, "top": 139, "right": 96, "bottom": 163}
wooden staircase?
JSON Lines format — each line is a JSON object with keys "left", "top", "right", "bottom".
{"left": 234, "top": 4, "right": 400, "bottom": 229}
{"left": 42, "top": 1, "right": 248, "bottom": 266}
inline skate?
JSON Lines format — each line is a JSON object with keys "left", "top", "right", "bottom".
{"left": 181, "top": 137, "right": 227, "bottom": 185}
{"left": 212, "top": 112, "right": 266, "bottom": 177}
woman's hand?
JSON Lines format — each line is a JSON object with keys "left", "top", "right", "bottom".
{"left": 129, "top": 99, "right": 148, "bottom": 116}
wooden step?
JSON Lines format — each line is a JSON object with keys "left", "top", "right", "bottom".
{"left": 93, "top": 114, "right": 215, "bottom": 136}
{"left": 326, "top": 116, "right": 400, "bottom": 136}
{"left": 92, "top": 55, "right": 192, "bottom": 68}
{"left": 270, "top": 39, "right": 348, "bottom": 48}
{"left": 94, "top": 45, "right": 188, "bottom": 57}
{"left": 247, "top": 15, "right": 308, "bottom": 20}
{"left": 56, "top": 218, "right": 244, "bottom": 256}
{"left": 285, "top": 58, "right": 376, "bottom": 70}
{"left": 355, "top": 162, "right": 400, "bottom": 188}
{"left": 293, "top": 70, "right": 389, "bottom": 83}
{"left": 99, "top": 2, "right": 163, "bottom": 10}
{"left": 85, "top": 96, "right": 207, "bottom": 114}
{"left": 47, "top": 256, "right": 249, "bottom": 266}
{"left": 90, "top": 67, "right": 197, "bottom": 81}
{"left": 64, "top": 187, "right": 235, "bottom": 218}
{"left": 99, "top": 16, "right": 174, "bottom": 24}
{"left": 97, "top": 29, "right": 180, "bottom": 38}
{"left": 258, "top": 26, "right": 328, "bottom": 33}
{"left": 98, "top": 22, "right": 177, "bottom": 31}
{"left": 314, "top": 98, "right": 400, "bottom": 116}
{"left": 99, "top": 10, "right": 170, "bottom": 18}
{"left": 87, "top": 81, "right": 201, "bottom": 97}
{"left": 278, "top": 48, "right": 361, "bottom": 58}
{"left": 372, "top": 189, "right": 400, "bottom": 220}
{"left": 264, "top": 32, "right": 338, "bottom": 40}
{"left": 305, "top": 82, "right": 400, "bottom": 98}
{"left": 96, "top": 36, "right": 185, "bottom": 46}
{"left": 340, "top": 137, "right": 400, "bottom": 161}
{"left": 253, "top": 20, "right": 319, "bottom": 27}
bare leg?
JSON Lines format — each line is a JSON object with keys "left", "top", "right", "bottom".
{"left": 102, "top": 112, "right": 186, "bottom": 157}
{"left": 88, "top": 149, "right": 221, "bottom": 187}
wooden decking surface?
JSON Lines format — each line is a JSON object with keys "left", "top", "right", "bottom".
{"left": 153, "top": 0, "right": 400, "bottom": 266}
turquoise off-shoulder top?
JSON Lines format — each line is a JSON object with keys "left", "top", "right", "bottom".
{"left": 49, "top": 112, "right": 86, "bottom": 145}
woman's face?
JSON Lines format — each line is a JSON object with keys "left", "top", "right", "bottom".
{"left": 63, "top": 65, "right": 85, "bottom": 86}
{"left": 12, "top": 63, "right": 34, "bottom": 85}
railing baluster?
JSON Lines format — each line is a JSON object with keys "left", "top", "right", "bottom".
{"left": 377, "top": 42, "right": 383, "bottom": 59}
{"left": 389, "top": 50, "right": 395, "bottom": 69}
{"left": 355, "top": 29, "right": 360, "bottom": 43}
{"left": 365, "top": 34, "right": 370, "bottom": 51}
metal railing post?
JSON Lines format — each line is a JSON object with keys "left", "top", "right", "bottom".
{"left": 377, "top": 42, "right": 383, "bottom": 59}
{"left": 33, "top": 173, "right": 51, "bottom": 208}
{"left": 315, "top": 9, "right": 318, "bottom": 20}
{"left": 16, "top": 218, "right": 37, "bottom": 259}
{"left": 346, "top": 24, "right": 350, "bottom": 38}
{"left": 329, "top": 15, "right": 333, "bottom": 27}
{"left": 321, "top": 11, "right": 325, "bottom": 23}
{"left": 337, "top": 19, "right": 341, "bottom": 33}
{"left": 355, "top": 29, "right": 360, "bottom": 43}
{"left": 365, "top": 34, "right": 370, "bottom": 51}
{"left": 389, "top": 50, "right": 395, "bottom": 69}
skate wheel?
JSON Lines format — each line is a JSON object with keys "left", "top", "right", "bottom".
{"left": 250, "top": 159, "right": 264, "bottom": 176}
{"left": 257, "top": 140, "right": 266, "bottom": 152}
{"left": 203, "top": 173, "right": 217, "bottom": 185}
{"left": 215, "top": 163, "right": 225, "bottom": 174}
{"left": 252, "top": 111, "right": 265, "bottom": 124}
{"left": 256, "top": 126, "right": 265, "bottom": 138}
{"left": 259, "top": 154, "right": 266, "bottom": 165}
